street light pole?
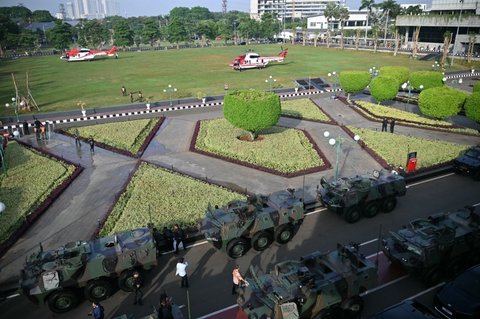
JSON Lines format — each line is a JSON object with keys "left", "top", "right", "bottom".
{"left": 163, "top": 84, "right": 177, "bottom": 106}
{"left": 328, "top": 71, "right": 338, "bottom": 99}
{"left": 5, "top": 97, "right": 19, "bottom": 122}
{"left": 324, "top": 131, "right": 360, "bottom": 181}
{"left": 265, "top": 75, "right": 276, "bottom": 92}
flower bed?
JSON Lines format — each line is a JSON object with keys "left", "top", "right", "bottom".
{"left": 64, "top": 118, "right": 163, "bottom": 157}
{"left": 192, "top": 118, "right": 328, "bottom": 177}
{"left": 281, "top": 98, "right": 334, "bottom": 123}
{"left": 0, "top": 141, "right": 79, "bottom": 251}
{"left": 347, "top": 126, "right": 470, "bottom": 169}
{"left": 99, "top": 162, "right": 245, "bottom": 236}
{"left": 352, "top": 100, "right": 480, "bottom": 136}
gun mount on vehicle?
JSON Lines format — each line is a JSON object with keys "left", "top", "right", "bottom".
{"left": 200, "top": 189, "right": 304, "bottom": 258}
{"left": 20, "top": 228, "right": 158, "bottom": 313}
{"left": 237, "top": 243, "right": 377, "bottom": 319}
{"left": 317, "top": 170, "right": 406, "bottom": 223}
{"left": 382, "top": 206, "right": 480, "bottom": 286}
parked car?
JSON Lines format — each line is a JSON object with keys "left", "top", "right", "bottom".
{"left": 434, "top": 264, "right": 480, "bottom": 319}
{"left": 453, "top": 145, "right": 480, "bottom": 180}
{"left": 369, "top": 300, "right": 440, "bottom": 319}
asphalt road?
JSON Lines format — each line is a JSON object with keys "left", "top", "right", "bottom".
{"left": 1, "top": 172, "right": 479, "bottom": 319}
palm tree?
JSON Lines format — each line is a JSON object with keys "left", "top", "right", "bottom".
{"left": 355, "top": 29, "right": 361, "bottom": 50}
{"left": 337, "top": 7, "right": 349, "bottom": 50}
{"left": 324, "top": 2, "right": 338, "bottom": 48}
{"left": 441, "top": 31, "right": 452, "bottom": 67}
{"left": 411, "top": 26, "right": 421, "bottom": 59}
{"left": 359, "top": 0, "right": 376, "bottom": 43}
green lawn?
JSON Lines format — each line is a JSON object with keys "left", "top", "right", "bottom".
{"left": 100, "top": 162, "right": 245, "bottom": 235}
{"left": 2, "top": 44, "right": 472, "bottom": 117}
{"left": 194, "top": 118, "right": 324, "bottom": 174}
{"left": 0, "top": 142, "right": 76, "bottom": 243}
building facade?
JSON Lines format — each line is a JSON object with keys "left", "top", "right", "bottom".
{"left": 65, "top": 0, "right": 120, "bottom": 20}
{"left": 307, "top": 10, "right": 369, "bottom": 31}
{"left": 250, "top": 0, "right": 341, "bottom": 20}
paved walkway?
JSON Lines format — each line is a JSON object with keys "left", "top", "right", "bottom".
{"left": 1, "top": 88, "right": 479, "bottom": 290}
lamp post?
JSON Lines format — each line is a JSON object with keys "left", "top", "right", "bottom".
{"left": 5, "top": 97, "right": 19, "bottom": 122}
{"left": 163, "top": 84, "right": 177, "bottom": 106}
{"left": 368, "top": 66, "right": 379, "bottom": 78}
{"left": 265, "top": 75, "right": 276, "bottom": 92}
{"left": 432, "top": 61, "right": 440, "bottom": 71}
{"left": 324, "top": 131, "right": 360, "bottom": 181}
{"left": 327, "top": 71, "right": 339, "bottom": 99}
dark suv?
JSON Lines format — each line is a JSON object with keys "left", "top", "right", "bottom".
{"left": 453, "top": 145, "right": 480, "bottom": 180}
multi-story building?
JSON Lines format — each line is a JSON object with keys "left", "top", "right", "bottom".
{"left": 65, "top": 0, "right": 119, "bottom": 20}
{"left": 307, "top": 10, "right": 369, "bottom": 32}
{"left": 250, "top": 0, "right": 342, "bottom": 20}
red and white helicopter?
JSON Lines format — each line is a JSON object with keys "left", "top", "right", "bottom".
{"left": 229, "top": 49, "right": 288, "bottom": 70}
{"left": 61, "top": 47, "right": 117, "bottom": 62}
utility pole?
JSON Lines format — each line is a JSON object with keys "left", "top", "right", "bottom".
{"left": 222, "top": 0, "right": 227, "bottom": 14}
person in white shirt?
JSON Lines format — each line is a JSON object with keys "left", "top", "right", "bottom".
{"left": 175, "top": 257, "right": 189, "bottom": 288}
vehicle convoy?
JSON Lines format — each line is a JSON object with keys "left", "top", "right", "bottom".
{"left": 237, "top": 243, "right": 378, "bottom": 319}
{"left": 317, "top": 170, "right": 407, "bottom": 223}
{"left": 382, "top": 206, "right": 480, "bottom": 286}
{"left": 200, "top": 189, "right": 305, "bottom": 258}
{"left": 20, "top": 227, "right": 158, "bottom": 313}
{"left": 453, "top": 144, "right": 480, "bottom": 180}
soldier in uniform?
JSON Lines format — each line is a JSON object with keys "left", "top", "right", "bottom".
{"left": 132, "top": 271, "right": 143, "bottom": 305}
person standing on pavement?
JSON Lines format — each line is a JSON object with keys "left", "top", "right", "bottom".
{"left": 89, "top": 136, "right": 95, "bottom": 153}
{"left": 90, "top": 302, "right": 104, "bottom": 319}
{"left": 132, "top": 271, "right": 143, "bottom": 305}
{"left": 381, "top": 117, "right": 388, "bottom": 132}
{"left": 121, "top": 85, "right": 127, "bottom": 96}
{"left": 232, "top": 265, "right": 245, "bottom": 295}
{"left": 163, "top": 226, "right": 174, "bottom": 251}
{"left": 74, "top": 132, "right": 81, "bottom": 147}
{"left": 173, "top": 224, "right": 186, "bottom": 254}
{"left": 390, "top": 119, "right": 396, "bottom": 133}
{"left": 175, "top": 257, "right": 189, "bottom": 288}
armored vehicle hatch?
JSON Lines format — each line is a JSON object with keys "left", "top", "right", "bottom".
{"left": 317, "top": 170, "right": 406, "bottom": 223}
{"left": 20, "top": 228, "right": 158, "bottom": 313}
{"left": 200, "top": 189, "right": 304, "bottom": 258}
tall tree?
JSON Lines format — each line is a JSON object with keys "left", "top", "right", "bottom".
{"left": 259, "top": 12, "right": 280, "bottom": 39}
{"left": 167, "top": 17, "right": 188, "bottom": 49}
{"left": 324, "top": 2, "right": 338, "bottom": 48}
{"left": 216, "top": 19, "right": 231, "bottom": 44}
{"left": 402, "top": 5, "right": 423, "bottom": 15}
{"left": 0, "top": 15, "right": 20, "bottom": 53}
{"left": 77, "top": 20, "right": 109, "bottom": 48}
{"left": 142, "top": 17, "right": 160, "bottom": 46}
{"left": 359, "top": 0, "right": 376, "bottom": 43}
{"left": 46, "top": 21, "right": 73, "bottom": 50}
{"left": 113, "top": 19, "right": 133, "bottom": 48}
{"left": 441, "top": 31, "right": 452, "bottom": 67}
{"left": 18, "top": 29, "right": 40, "bottom": 49}
{"left": 337, "top": 7, "right": 350, "bottom": 49}
{"left": 31, "top": 10, "right": 54, "bottom": 22}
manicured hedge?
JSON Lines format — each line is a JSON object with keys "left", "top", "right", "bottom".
{"left": 370, "top": 76, "right": 399, "bottom": 104}
{"left": 224, "top": 90, "right": 281, "bottom": 138}
{"left": 418, "top": 86, "right": 468, "bottom": 119}
{"left": 281, "top": 99, "right": 332, "bottom": 122}
{"left": 339, "top": 71, "right": 372, "bottom": 100}
{"left": 379, "top": 66, "right": 409, "bottom": 86}
{"left": 473, "top": 81, "right": 480, "bottom": 93}
{"left": 409, "top": 71, "right": 444, "bottom": 90}
{"left": 464, "top": 92, "right": 480, "bottom": 123}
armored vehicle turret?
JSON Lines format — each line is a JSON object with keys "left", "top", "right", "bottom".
{"left": 382, "top": 206, "right": 480, "bottom": 286}
{"left": 237, "top": 243, "right": 378, "bottom": 319}
{"left": 20, "top": 228, "right": 158, "bottom": 313}
{"left": 317, "top": 170, "right": 406, "bottom": 223}
{"left": 200, "top": 189, "right": 304, "bottom": 258}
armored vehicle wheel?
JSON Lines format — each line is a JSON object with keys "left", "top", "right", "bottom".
{"left": 345, "top": 207, "right": 361, "bottom": 223}
{"left": 381, "top": 197, "right": 397, "bottom": 213}
{"left": 118, "top": 269, "right": 143, "bottom": 292}
{"left": 252, "top": 231, "right": 273, "bottom": 251}
{"left": 84, "top": 278, "right": 113, "bottom": 301}
{"left": 47, "top": 288, "right": 79, "bottom": 313}
{"left": 227, "top": 238, "right": 249, "bottom": 259}
{"left": 363, "top": 201, "right": 379, "bottom": 218}
{"left": 423, "top": 267, "right": 444, "bottom": 286}
{"left": 341, "top": 296, "right": 364, "bottom": 318}
{"left": 275, "top": 224, "right": 294, "bottom": 244}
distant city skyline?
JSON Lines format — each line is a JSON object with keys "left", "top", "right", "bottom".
{"left": 1, "top": 0, "right": 431, "bottom": 17}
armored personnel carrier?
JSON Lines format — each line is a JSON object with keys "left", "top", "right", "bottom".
{"left": 382, "top": 206, "right": 480, "bottom": 286}
{"left": 20, "top": 228, "right": 158, "bottom": 313}
{"left": 237, "top": 243, "right": 377, "bottom": 319}
{"left": 200, "top": 189, "right": 304, "bottom": 258}
{"left": 317, "top": 170, "right": 406, "bottom": 223}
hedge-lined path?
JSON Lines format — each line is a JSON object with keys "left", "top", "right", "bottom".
{"left": 0, "top": 132, "right": 138, "bottom": 288}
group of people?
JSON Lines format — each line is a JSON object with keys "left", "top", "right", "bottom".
{"left": 161, "top": 224, "right": 187, "bottom": 255}
{"left": 122, "top": 86, "right": 144, "bottom": 103}
{"left": 72, "top": 128, "right": 95, "bottom": 152}
{"left": 381, "top": 117, "right": 396, "bottom": 133}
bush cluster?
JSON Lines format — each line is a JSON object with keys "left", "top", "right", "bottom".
{"left": 473, "top": 81, "right": 480, "bottom": 93}
{"left": 379, "top": 66, "right": 409, "bottom": 86}
{"left": 418, "top": 86, "right": 468, "bottom": 119}
{"left": 223, "top": 90, "right": 281, "bottom": 138}
{"left": 464, "top": 92, "right": 480, "bottom": 123}
{"left": 409, "top": 71, "right": 444, "bottom": 90}
{"left": 339, "top": 71, "right": 371, "bottom": 99}
{"left": 370, "top": 76, "right": 399, "bottom": 104}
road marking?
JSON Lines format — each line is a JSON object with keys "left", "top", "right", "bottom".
{"left": 406, "top": 173, "right": 455, "bottom": 188}
{"left": 305, "top": 207, "right": 328, "bottom": 216}
{"left": 360, "top": 238, "right": 378, "bottom": 247}
{"left": 407, "top": 282, "right": 445, "bottom": 300}
{"left": 360, "top": 275, "right": 409, "bottom": 296}
{"left": 197, "top": 304, "right": 239, "bottom": 319}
